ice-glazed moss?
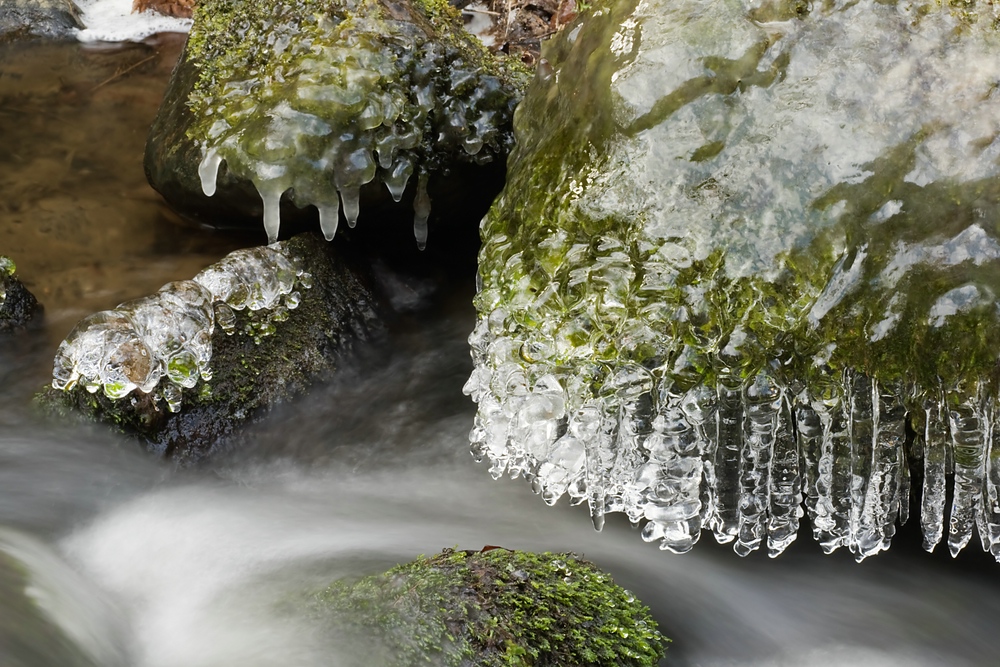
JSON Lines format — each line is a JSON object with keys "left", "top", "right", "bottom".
{"left": 466, "top": 0, "right": 1000, "bottom": 562}
{"left": 184, "top": 0, "right": 529, "bottom": 245}
{"left": 40, "top": 234, "right": 382, "bottom": 462}
{"left": 315, "top": 548, "right": 668, "bottom": 667}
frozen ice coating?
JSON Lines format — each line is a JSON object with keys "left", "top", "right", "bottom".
{"left": 186, "top": 0, "right": 527, "bottom": 244}
{"left": 0, "top": 256, "right": 13, "bottom": 308}
{"left": 75, "top": 0, "right": 192, "bottom": 42}
{"left": 53, "top": 243, "right": 310, "bottom": 410}
{"left": 466, "top": 0, "right": 1000, "bottom": 561}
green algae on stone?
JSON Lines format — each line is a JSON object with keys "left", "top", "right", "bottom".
{"left": 38, "top": 234, "right": 383, "bottom": 463}
{"left": 465, "top": 0, "right": 1000, "bottom": 563}
{"left": 178, "top": 0, "right": 529, "bottom": 245}
{"left": 315, "top": 548, "right": 668, "bottom": 667}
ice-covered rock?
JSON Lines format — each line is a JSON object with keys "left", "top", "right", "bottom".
{"left": 144, "top": 0, "right": 529, "bottom": 248}
{"left": 466, "top": 0, "right": 1000, "bottom": 560}
{"left": 43, "top": 234, "right": 380, "bottom": 461}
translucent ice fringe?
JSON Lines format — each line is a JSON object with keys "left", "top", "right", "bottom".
{"left": 464, "top": 317, "right": 1000, "bottom": 562}
{"left": 52, "top": 244, "right": 311, "bottom": 412}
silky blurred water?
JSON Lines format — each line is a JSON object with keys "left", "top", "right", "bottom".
{"left": 1, "top": 37, "right": 1000, "bottom": 667}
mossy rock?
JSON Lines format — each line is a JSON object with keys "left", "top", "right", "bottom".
{"left": 37, "top": 233, "right": 384, "bottom": 463}
{"left": 315, "top": 548, "right": 669, "bottom": 666}
{"left": 464, "top": 0, "right": 1000, "bottom": 559}
{"left": 0, "top": 0, "right": 83, "bottom": 42}
{"left": 0, "top": 256, "right": 40, "bottom": 332}
{"left": 145, "top": 0, "right": 529, "bottom": 249}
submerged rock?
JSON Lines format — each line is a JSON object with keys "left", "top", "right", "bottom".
{"left": 466, "top": 0, "right": 1000, "bottom": 561}
{"left": 0, "top": 0, "right": 84, "bottom": 41}
{"left": 38, "top": 234, "right": 383, "bottom": 462}
{"left": 145, "top": 0, "right": 529, "bottom": 248}
{"left": 315, "top": 547, "right": 668, "bottom": 667}
{"left": 0, "top": 256, "right": 40, "bottom": 332}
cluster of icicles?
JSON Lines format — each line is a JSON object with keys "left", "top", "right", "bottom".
{"left": 52, "top": 244, "right": 311, "bottom": 412}
{"left": 464, "top": 316, "right": 1000, "bottom": 562}
{"left": 195, "top": 32, "right": 506, "bottom": 250}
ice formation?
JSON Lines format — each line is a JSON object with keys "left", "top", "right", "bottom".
{"left": 74, "top": 0, "right": 192, "bottom": 42}
{"left": 187, "top": 0, "right": 525, "bottom": 244}
{"left": 0, "top": 256, "right": 14, "bottom": 309}
{"left": 52, "top": 244, "right": 310, "bottom": 411}
{"left": 465, "top": 0, "right": 1000, "bottom": 560}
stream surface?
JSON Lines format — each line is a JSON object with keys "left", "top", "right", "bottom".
{"left": 1, "top": 37, "right": 1000, "bottom": 667}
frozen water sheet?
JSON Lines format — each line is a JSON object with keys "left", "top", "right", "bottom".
{"left": 466, "top": 0, "right": 1000, "bottom": 560}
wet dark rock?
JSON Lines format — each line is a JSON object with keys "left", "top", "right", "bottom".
{"left": 0, "top": 257, "right": 40, "bottom": 332}
{"left": 144, "top": 0, "right": 529, "bottom": 253}
{"left": 0, "top": 0, "right": 84, "bottom": 42}
{"left": 37, "top": 233, "right": 385, "bottom": 463}
{"left": 314, "top": 547, "right": 669, "bottom": 667}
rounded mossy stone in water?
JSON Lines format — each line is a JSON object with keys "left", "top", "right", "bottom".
{"left": 145, "top": 0, "right": 529, "bottom": 246}
{"left": 315, "top": 548, "right": 669, "bottom": 667}
{"left": 37, "top": 233, "right": 384, "bottom": 463}
{"left": 0, "top": 256, "right": 40, "bottom": 332}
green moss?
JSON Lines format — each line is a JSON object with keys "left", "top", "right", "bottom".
{"left": 316, "top": 548, "right": 668, "bottom": 666}
{"left": 182, "top": 0, "right": 528, "bottom": 239}
{"left": 475, "top": 0, "right": 1000, "bottom": 414}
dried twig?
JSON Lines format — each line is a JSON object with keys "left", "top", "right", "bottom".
{"left": 91, "top": 54, "right": 158, "bottom": 92}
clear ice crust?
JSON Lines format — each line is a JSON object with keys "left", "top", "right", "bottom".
{"left": 465, "top": 0, "right": 1000, "bottom": 561}
{"left": 186, "top": 0, "right": 525, "bottom": 245}
{"left": 52, "top": 244, "right": 311, "bottom": 413}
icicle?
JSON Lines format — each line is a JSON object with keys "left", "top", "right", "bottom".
{"left": 340, "top": 187, "right": 361, "bottom": 228}
{"left": 259, "top": 186, "right": 283, "bottom": 244}
{"left": 198, "top": 149, "right": 223, "bottom": 197}
{"left": 641, "top": 388, "right": 702, "bottom": 554}
{"left": 712, "top": 379, "right": 742, "bottom": 544}
{"left": 847, "top": 372, "right": 874, "bottom": 559}
{"left": 578, "top": 404, "right": 607, "bottom": 531}
{"left": 920, "top": 395, "right": 948, "bottom": 552}
{"left": 818, "top": 376, "right": 851, "bottom": 553}
{"left": 413, "top": 171, "right": 431, "bottom": 251}
{"left": 318, "top": 200, "right": 340, "bottom": 241}
{"left": 384, "top": 157, "right": 414, "bottom": 202}
{"left": 947, "top": 383, "right": 986, "bottom": 558}
{"left": 983, "top": 403, "right": 1000, "bottom": 561}
{"left": 687, "top": 386, "right": 719, "bottom": 545}
{"left": 855, "top": 383, "right": 906, "bottom": 559}
{"left": 796, "top": 398, "right": 827, "bottom": 544}
{"left": 767, "top": 394, "right": 801, "bottom": 557}
{"left": 735, "top": 373, "right": 782, "bottom": 557}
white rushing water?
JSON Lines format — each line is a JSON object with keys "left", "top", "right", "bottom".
{"left": 4, "top": 311, "right": 1000, "bottom": 666}
{"left": 74, "top": 0, "right": 192, "bottom": 43}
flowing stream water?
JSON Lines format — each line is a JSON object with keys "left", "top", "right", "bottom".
{"left": 2, "top": 36, "right": 1000, "bottom": 667}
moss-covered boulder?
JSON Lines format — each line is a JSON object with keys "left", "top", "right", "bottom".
{"left": 145, "top": 0, "right": 529, "bottom": 249}
{"left": 0, "top": 0, "right": 83, "bottom": 42}
{"left": 0, "top": 256, "right": 40, "bottom": 331}
{"left": 38, "top": 233, "right": 383, "bottom": 462}
{"left": 465, "top": 0, "right": 1000, "bottom": 561}
{"left": 315, "top": 548, "right": 668, "bottom": 666}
